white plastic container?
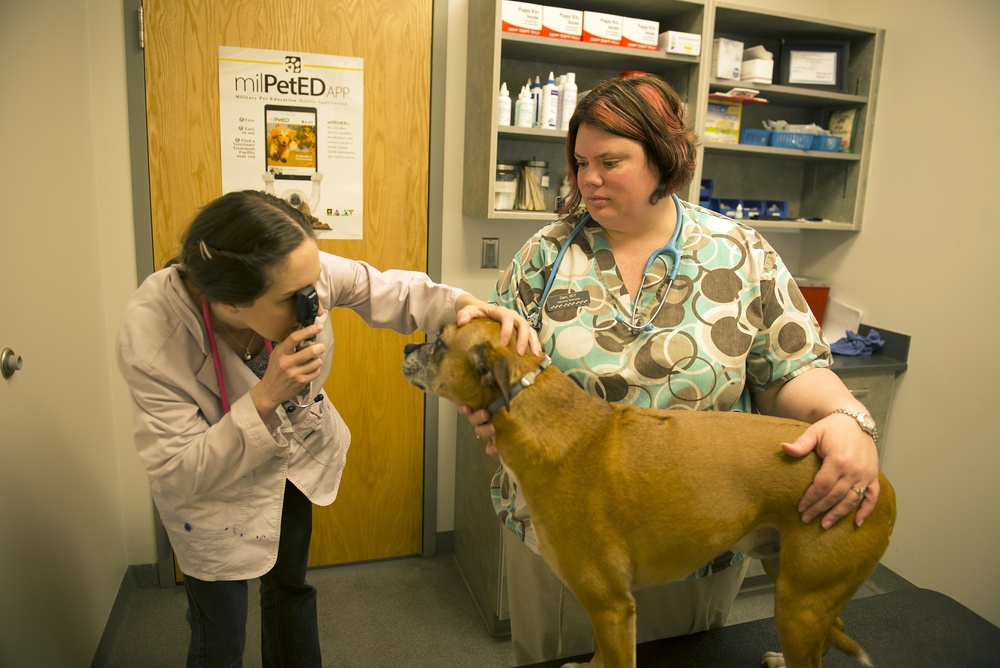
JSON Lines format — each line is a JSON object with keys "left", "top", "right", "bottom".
{"left": 514, "top": 85, "right": 533, "bottom": 127}
{"left": 559, "top": 72, "right": 577, "bottom": 130}
{"left": 538, "top": 71, "right": 559, "bottom": 129}
{"left": 497, "top": 82, "right": 511, "bottom": 126}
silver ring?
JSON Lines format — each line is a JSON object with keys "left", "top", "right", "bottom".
{"left": 851, "top": 486, "right": 866, "bottom": 498}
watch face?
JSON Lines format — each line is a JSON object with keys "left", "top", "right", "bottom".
{"left": 861, "top": 414, "right": 876, "bottom": 430}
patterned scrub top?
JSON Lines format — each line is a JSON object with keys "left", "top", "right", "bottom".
{"left": 489, "top": 199, "right": 831, "bottom": 578}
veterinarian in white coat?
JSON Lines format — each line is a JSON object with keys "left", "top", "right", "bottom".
{"left": 117, "top": 190, "right": 536, "bottom": 667}
{"left": 463, "top": 75, "right": 883, "bottom": 664}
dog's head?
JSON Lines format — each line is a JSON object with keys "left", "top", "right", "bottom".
{"left": 268, "top": 126, "right": 294, "bottom": 147}
{"left": 402, "top": 318, "right": 543, "bottom": 412}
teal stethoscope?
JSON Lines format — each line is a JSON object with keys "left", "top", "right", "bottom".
{"left": 528, "top": 194, "right": 684, "bottom": 333}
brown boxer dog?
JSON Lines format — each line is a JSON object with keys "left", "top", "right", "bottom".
{"left": 402, "top": 318, "right": 896, "bottom": 668}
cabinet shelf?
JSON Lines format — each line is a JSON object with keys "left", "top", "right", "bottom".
{"left": 704, "top": 142, "right": 862, "bottom": 161}
{"left": 502, "top": 33, "right": 699, "bottom": 73}
{"left": 709, "top": 79, "right": 867, "bottom": 107}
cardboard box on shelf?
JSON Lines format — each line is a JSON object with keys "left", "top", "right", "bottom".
{"left": 658, "top": 30, "right": 701, "bottom": 56}
{"left": 541, "top": 6, "right": 582, "bottom": 41}
{"left": 712, "top": 37, "right": 744, "bottom": 80}
{"left": 705, "top": 99, "right": 742, "bottom": 144}
{"left": 581, "top": 11, "right": 621, "bottom": 46}
{"left": 740, "top": 58, "right": 773, "bottom": 84}
{"left": 501, "top": 0, "right": 543, "bottom": 36}
{"left": 621, "top": 17, "right": 658, "bottom": 51}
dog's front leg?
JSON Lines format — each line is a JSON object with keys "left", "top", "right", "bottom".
{"left": 561, "top": 593, "right": 637, "bottom": 668}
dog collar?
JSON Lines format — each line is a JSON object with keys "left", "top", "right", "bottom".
{"left": 486, "top": 355, "right": 552, "bottom": 416}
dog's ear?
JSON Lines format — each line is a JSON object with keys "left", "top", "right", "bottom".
{"left": 471, "top": 343, "right": 513, "bottom": 412}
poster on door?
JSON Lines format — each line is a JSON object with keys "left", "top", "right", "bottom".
{"left": 218, "top": 46, "right": 364, "bottom": 239}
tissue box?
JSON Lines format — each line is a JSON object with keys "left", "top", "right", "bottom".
{"left": 541, "top": 6, "right": 582, "bottom": 41}
{"left": 620, "top": 17, "right": 659, "bottom": 51}
{"left": 712, "top": 38, "right": 744, "bottom": 80}
{"left": 740, "top": 58, "right": 773, "bottom": 84}
{"left": 501, "top": 1, "right": 543, "bottom": 36}
{"left": 582, "top": 11, "right": 621, "bottom": 46}
{"left": 704, "top": 99, "right": 742, "bottom": 144}
{"left": 658, "top": 30, "right": 701, "bottom": 56}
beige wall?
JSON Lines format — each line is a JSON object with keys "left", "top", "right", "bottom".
{"left": 438, "top": 0, "right": 1000, "bottom": 627}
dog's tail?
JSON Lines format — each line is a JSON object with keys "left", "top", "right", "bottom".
{"left": 829, "top": 620, "right": 873, "bottom": 666}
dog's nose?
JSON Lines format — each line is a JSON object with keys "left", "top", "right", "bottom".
{"left": 404, "top": 343, "right": 421, "bottom": 355}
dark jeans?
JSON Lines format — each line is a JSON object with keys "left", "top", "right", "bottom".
{"left": 183, "top": 481, "right": 322, "bottom": 667}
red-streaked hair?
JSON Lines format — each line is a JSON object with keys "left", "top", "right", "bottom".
{"left": 562, "top": 74, "right": 699, "bottom": 216}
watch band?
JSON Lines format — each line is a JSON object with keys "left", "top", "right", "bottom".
{"left": 831, "top": 408, "right": 879, "bottom": 445}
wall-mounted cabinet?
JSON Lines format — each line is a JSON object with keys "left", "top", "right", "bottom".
{"left": 699, "top": 4, "right": 884, "bottom": 231}
{"left": 462, "top": 0, "right": 884, "bottom": 232}
{"left": 463, "top": 0, "right": 707, "bottom": 221}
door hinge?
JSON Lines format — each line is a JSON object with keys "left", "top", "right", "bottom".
{"left": 138, "top": 5, "right": 144, "bottom": 49}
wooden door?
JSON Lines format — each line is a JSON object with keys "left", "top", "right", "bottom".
{"left": 142, "top": 0, "right": 432, "bottom": 566}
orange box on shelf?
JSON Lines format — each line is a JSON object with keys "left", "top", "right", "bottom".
{"left": 581, "top": 11, "right": 621, "bottom": 46}
{"left": 541, "top": 6, "right": 582, "bottom": 41}
{"left": 621, "top": 17, "right": 659, "bottom": 51}
{"left": 501, "top": 0, "right": 543, "bottom": 36}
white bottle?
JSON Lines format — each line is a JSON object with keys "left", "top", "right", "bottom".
{"left": 555, "top": 74, "right": 566, "bottom": 130}
{"left": 497, "top": 82, "right": 511, "bottom": 126}
{"left": 539, "top": 71, "right": 559, "bottom": 129}
{"left": 514, "top": 85, "right": 533, "bottom": 128}
{"left": 559, "top": 72, "right": 578, "bottom": 131}
{"left": 530, "top": 76, "right": 542, "bottom": 127}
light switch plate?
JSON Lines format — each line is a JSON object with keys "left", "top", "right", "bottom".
{"left": 481, "top": 237, "right": 499, "bottom": 269}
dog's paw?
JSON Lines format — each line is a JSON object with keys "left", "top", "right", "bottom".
{"left": 761, "top": 651, "right": 785, "bottom": 668}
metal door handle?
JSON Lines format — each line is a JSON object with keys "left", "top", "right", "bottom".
{"left": 1, "top": 348, "right": 23, "bottom": 378}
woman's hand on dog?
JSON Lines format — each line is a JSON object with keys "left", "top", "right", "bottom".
{"left": 458, "top": 405, "right": 499, "bottom": 456}
{"left": 782, "top": 417, "right": 880, "bottom": 529}
{"left": 455, "top": 298, "right": 541, "bottom": 356}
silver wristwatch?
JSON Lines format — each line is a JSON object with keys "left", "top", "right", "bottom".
{"left": 831, "top": 408, "right": 879, "bottom": 445}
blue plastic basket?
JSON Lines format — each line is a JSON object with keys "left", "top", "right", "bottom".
{"left": 812, "top": 134, "right": 842, "bottom": 152}
{"left": 739, "top": 128, "right": 771, "bottom": 146}
{"left": 769, "top": 131, "right": 813, "bottom": 150}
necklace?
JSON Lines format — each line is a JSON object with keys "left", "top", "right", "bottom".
{"left": 216, "top": 319, "right": 259, "bottom": 361}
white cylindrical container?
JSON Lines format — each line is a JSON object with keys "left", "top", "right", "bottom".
{"left": 497, "top": 82, "right": 511, "bottom": 126}
{"left": 539, "top": 71, "right": 559, "bottom": 129}
{"left": 559, "top": 72, "right": 578, "bottom": 131}
{"left": 514, "top": 85, "right": 533, "bottom": 127}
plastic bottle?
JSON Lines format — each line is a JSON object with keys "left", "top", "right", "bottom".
{"left": 555, "top": 74, "right": 565, "bottom": 130}
{"left": 539, "top": 71, "right": 559, "bottom": 129}
{"left": 735, "top": 203, "right": 744, "bottom": 219}
{"left": 555, "top": 175, "right": 571, "bottom": 212}
{"left": 514, "top": 85, "right": 533, "bottom": 128}
{"left": 529, "top": 76, "right": 542, "bottom": 127}
{"left": 559, "top": 72, "right": 577, "bottom": 131}
{"left": 497, "top": 82, "right": 511, "bottom": 126}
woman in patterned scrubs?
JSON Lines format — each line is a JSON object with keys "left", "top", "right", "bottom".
{"left": 462, "top": 74, "right": 883, "bottom": 665}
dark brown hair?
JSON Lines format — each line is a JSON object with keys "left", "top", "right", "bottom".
{"left": 563, "top": 74, "right": 699, "bottom": 214}
{"left": 173, "top": 190, "right": 315, "bottom": 305}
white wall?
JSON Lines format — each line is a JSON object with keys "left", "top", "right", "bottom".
{"left": 438, "top": 0, "right": 1000, "bottom": 627}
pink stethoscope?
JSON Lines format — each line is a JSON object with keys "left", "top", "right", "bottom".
{"left": 200, "top": 295, "right": 272, "bottom": 415}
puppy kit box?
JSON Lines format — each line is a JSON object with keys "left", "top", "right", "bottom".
{"left": 501, "top": 1, "right": 543, "bottom": 36}
{"left": 541, "top": 6, "right": 582, "bottom": 41}
{"left": 581, "top": 11, "right": 622, "bottom": 46}
{"left": 659, "top": 30, "right": 701, "bottom": 57}
{"left": 740, "top": 45, "right": 774, "bottom": 84}
{"left": 620, "top": 17, "right": 659, "bottom": 51}
{"left": 712, "top": 37, "right": 744, "bottom": 80}
{"left": 704, "top": 99, "right": 742, "bottom": 144}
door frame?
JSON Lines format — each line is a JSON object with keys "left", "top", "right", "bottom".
{"left": 122, "top": 0, "right": 446, "bottom": 587}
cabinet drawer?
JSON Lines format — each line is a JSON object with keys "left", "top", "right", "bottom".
{"left": 839, "top": 372, "right": 894, "bottom": 417}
